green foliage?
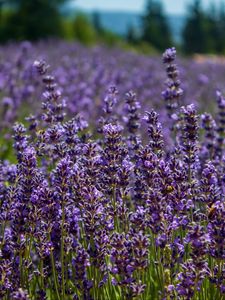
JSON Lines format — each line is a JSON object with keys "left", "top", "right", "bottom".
{"left": 0, "top": 9, "right": 12, "bottom": 42}
{"left": 182, "top": 0, "right": 225, "bottom": 54}
{"left": 141, "top": 0, "right": 173, "bottom": 51}
{"left": 72, "top": 12, "right": 124, "bottom": 47}
{"left": 92, "top": 11, "right": 104, "bottom": 35}
{"left": 7, "top": 0, "right": 66, "bottom": 7}
{"left": 212, "top": 3, "right": 225, "bottom": 54}
{"left": 182, "top": 0, "right": 212, "bottom": 54}
{"left": 61, "top": 19, "right": 75, "bottom": 40}
{"left": 100, "top": 30, "right": 122, "bottom": 46}
{"left": 0, "top": 0, "right": 65, "bottom": 41}
{"left": 126, "top": 24, "right": 138, "bottom": 44}
{"left": 72, "top": 13, "right": 96, "bottom": 45}
{"left": 136, "top": 41, "right": 158, "bottom": 54}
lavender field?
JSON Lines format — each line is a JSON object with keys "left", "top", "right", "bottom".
{"left": 0, "top": 42, "right": 224, "bottom": 300}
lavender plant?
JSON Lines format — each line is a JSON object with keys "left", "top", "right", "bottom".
{"left": 0, "top": 45, "right": 224, "bottom": 300}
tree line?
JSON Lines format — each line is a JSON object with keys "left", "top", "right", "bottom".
{"left": 137, "top": 0, "right": 225, "bottom": 54}
{"left": 0, "top": 0, "right": 121, "bottom": 46}
{"left": 1, "top": 0, "right": 225, "bottom": 55}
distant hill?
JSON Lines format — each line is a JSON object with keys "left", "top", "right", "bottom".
{"left": 61, "top": 6, "right": 185, "bottom": 43}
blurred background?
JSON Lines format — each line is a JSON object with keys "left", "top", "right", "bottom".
{"left": 1, "top": 0, "right": 225, "bottom": 55}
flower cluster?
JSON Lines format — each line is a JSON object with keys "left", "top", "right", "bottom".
{"left": 0, "top": 46, "right": 224, "bottom": 300}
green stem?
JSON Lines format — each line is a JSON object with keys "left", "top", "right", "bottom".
{"left": 40, "top": 259, "right": 44, "bottom": 290}
{"left": 112, "top": 184, "right": 118, "bottom": 231}
{"left": 19, "top": 250, "right": 24, "bottom": 288}
{"left": 61, "top": 199, "right": 66, "bottom": 299}
{"left": 49, "top": 233, "right": 60, "bottom": 300}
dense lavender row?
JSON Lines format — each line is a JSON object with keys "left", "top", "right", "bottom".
{"left": 0, "top": 46, "right": 224, "bottom": 300}
{"left": 1, "top": 41, "right": 225, "bottom": 139}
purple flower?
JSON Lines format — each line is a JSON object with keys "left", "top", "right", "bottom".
{"left": 162, "top": 47, "right": 176, "bottom": 64}
{"left": 162, "top": 47, "right": 183, "bottom": 118}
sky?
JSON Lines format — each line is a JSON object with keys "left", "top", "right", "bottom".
{"left": 74, "top": 0, "right": 223, "bottom": 15}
